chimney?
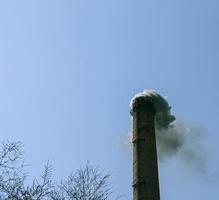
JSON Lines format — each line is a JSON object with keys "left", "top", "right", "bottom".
{"left": 131, "top": 96, "right": 160, "bottom": 200}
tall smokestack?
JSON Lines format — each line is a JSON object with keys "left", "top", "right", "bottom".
{"left": 131, "top": 96, "right": 160, "bottom": 200}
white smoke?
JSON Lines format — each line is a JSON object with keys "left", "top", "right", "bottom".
{"left": 130, "top": 90, "right": 175, "bottom": 129}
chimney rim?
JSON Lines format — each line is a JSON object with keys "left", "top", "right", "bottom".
{"left": 130, "top": 96, "right": 156, "bottom": 116}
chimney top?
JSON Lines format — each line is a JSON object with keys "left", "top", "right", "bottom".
{"left": 130, "top": 96, "right": 156, "bottom": 116}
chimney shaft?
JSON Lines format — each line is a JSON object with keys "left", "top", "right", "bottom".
{"left": 131, "top": 97, "right": 160, "bottom": 200}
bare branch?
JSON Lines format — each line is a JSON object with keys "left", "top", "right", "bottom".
{"left": 0, "top": 142, "right": 123, "bottom": 200}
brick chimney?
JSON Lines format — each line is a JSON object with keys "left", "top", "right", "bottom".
{"left": 131, "top": 96, "right": 160, "bottom": 200}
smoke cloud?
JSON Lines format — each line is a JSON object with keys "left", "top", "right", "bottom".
{"left": 130, "top": 90, "right": 175, "bottom": 129}
{"left": 129, "top": 90, "right": 206, "bottom": 170}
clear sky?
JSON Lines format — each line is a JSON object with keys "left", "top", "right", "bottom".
{"left": 0, "top": 0, "right": 219, "bottom": 199}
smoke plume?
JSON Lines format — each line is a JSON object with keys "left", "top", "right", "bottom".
{"left": 130, "top": 90, "right": 206, "bottom": 170}
{"left": 130, "top": 90, "right": 175, "bottom": 129}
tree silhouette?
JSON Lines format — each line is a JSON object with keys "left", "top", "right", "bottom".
{"left": 0, "top": 141, "right": 123, "bottom": 200}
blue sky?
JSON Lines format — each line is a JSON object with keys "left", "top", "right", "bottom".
{"left": 0, "top": 0, "right": 219, "bottom": 199}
